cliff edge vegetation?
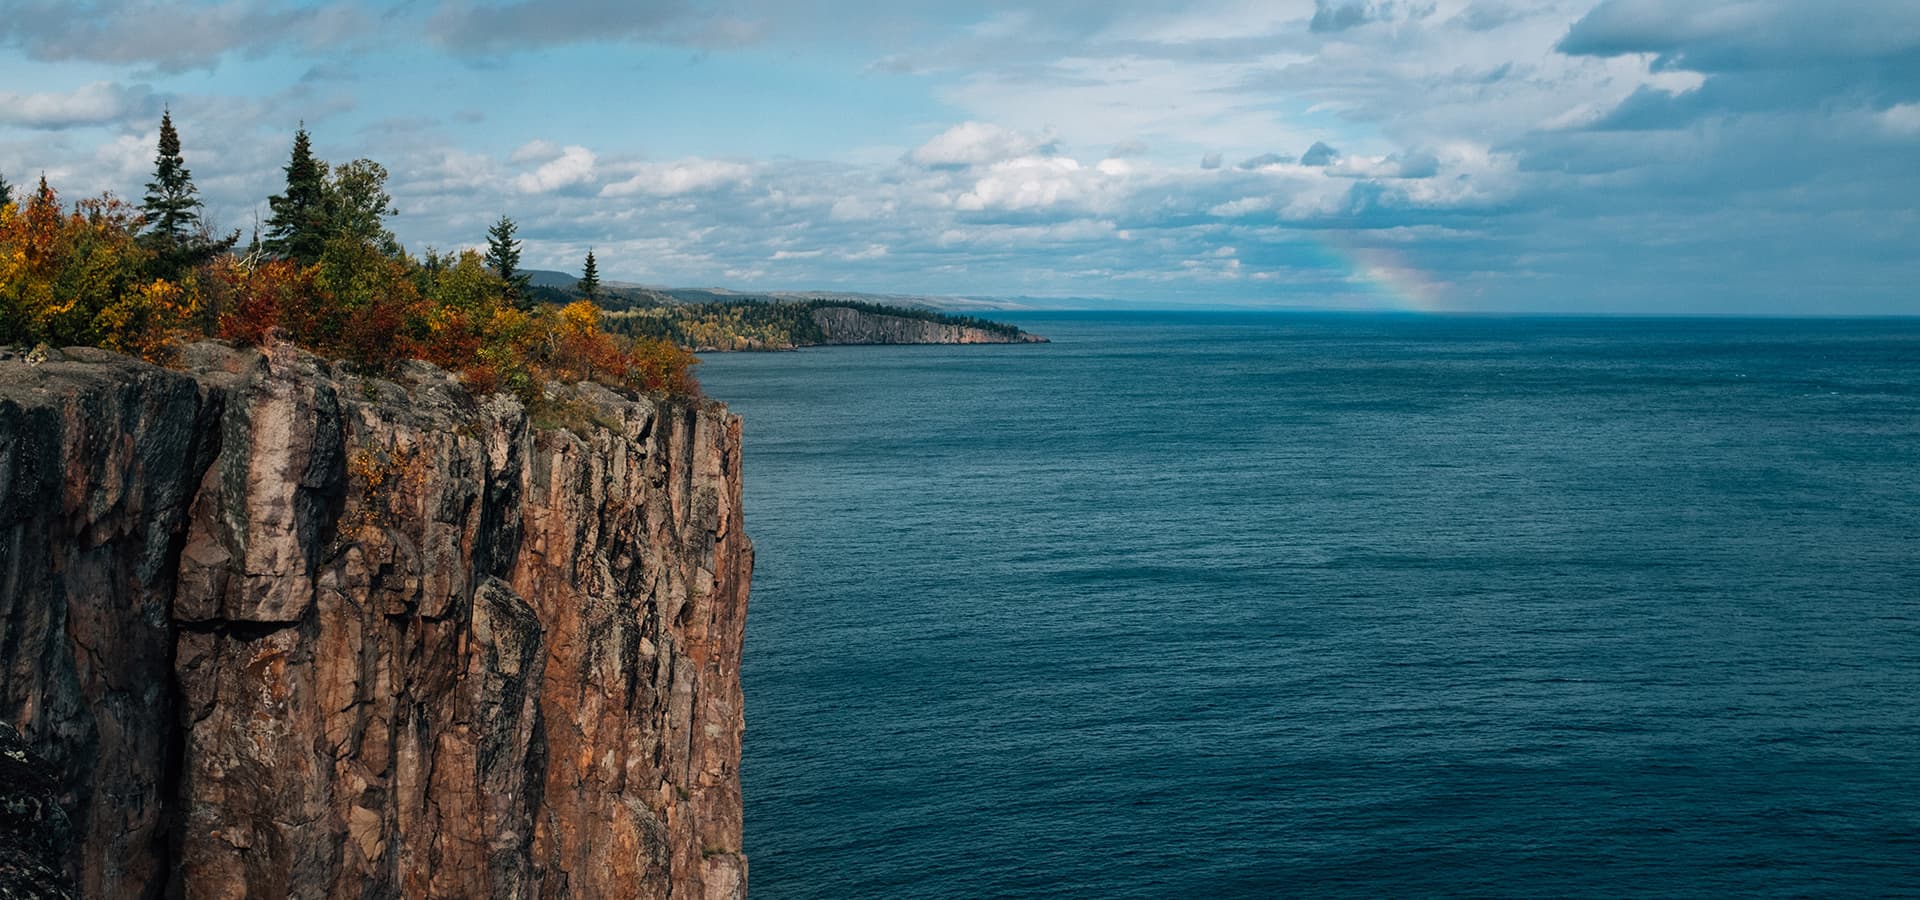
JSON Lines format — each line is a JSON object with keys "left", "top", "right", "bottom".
{"left": 0, "top": 118, "right": 696, "bottom": 401}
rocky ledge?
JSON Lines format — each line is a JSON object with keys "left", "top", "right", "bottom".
{"left": 0, "top": 341, "right": 750, "bottom": 899}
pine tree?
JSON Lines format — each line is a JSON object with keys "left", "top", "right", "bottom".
{"left": 264, "top": 125, "right": 330, "bottom": 265}
{"left": 578, "top": 248, "right": 600, "bottom": 304}
{"left": 142, "top": 109, "right": 201, "bottom": 243}
{"left": 138, "top": 110, "right": 236, "bottom": 279}
{"left": 0, "top": 169, "right": 12, "bottom": 209}
{"left": 486, "top": 215, "right": 532, "bottom": 310}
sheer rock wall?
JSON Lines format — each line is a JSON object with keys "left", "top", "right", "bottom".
{"left": 0, "top": 342, "right": 749, "bottom": 899}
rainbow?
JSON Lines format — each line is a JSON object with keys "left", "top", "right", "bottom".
{"left": 1310, "top": 236, "right": 1450, "bottom": 313}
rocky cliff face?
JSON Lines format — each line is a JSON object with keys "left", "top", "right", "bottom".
{"left": 808, "top": 307, "right": 1046, "bottom": 346}
{"left": 1, "top": 721, "right": 73, "bottom": 899}
{"left": 0, "top": 341, "right": 750, "bottom": 899}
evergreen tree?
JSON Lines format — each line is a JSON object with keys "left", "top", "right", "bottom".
{"left": 138, "top": 110, "right": 236, "bottom": 279}
{"left": 264, "top": 125, "right": 330, "bottom": 265}
{"left": 0, "top": 169, "right": 12, "bottom": 209}
{"left": 578, "top": 248, "right": 600, "bottom": 304}
{"left": 141, "top": 109, "right": 201, "bottom": 243}
{"left": 486, "top": 215, "right": 532, "bottom": 310}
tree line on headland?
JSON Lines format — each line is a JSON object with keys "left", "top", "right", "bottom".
{"left": 604, "top": 297, "right": 1026, "bottom": 350}
{"left": 0, "top": 114, "right": 697, "bottom": 397}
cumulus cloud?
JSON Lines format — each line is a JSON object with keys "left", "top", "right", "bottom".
{"left": 909, "top": 122, "right": 1047, "bottom": 168}
{"left": 0, "top": 81, "right": 154, "bottom": 129}
{"left": 513, "top": 145, "right": 595, "bottom": 194}
{"left": 954, "top": 156, "right": 1094, "bottom": 211}
{"left": 598, "top": 159, "right": 752, "bottom": 197}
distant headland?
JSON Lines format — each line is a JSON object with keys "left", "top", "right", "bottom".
{"left": 518, "top": 273, "right": 1048, "bottom": 351}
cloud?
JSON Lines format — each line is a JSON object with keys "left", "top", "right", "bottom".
{"left": 510, "top": 139, "right": 564, "bottom": 165}
{"left": 0, "top": 1, "right": 366, "bottom": 71}
{"left": 909, "top": 122, "right": 1047, "bottom": 168}
{"left": 513, "top": 145, "right": 595, "bottom": 193}
{"left": 1310, "top": 0, "right": 1435, "bottom": 33}
{"left": 1557, "top": 2, "right": 1919, "bottom": 135}
{"left": 1310, "top": 1, "right": 1375, "bottom": 33}
{"left": 1329, "top": 151, "right": 1441, "bottom": 178}
{"left": 1881, "top": 103, "right": 1920, "bottom": 135}
{"left": 1557, "top": 0, "right": 1920, "bottom": 71}
{"left": 1300, "top": 141, "right": 1340, "bottom": 166}
{"left": 598, "top": 158, "right": 751, "bottom": 197}
{"left": 426, "top": 0, "right": 761, "bottom": 55}
{"left": 1237, "top": 152, "right": 1293, "bottom": 170}
{"left": 1454, "top": 2, "right": 1527, "bottom": 32}
{"left": 954, "top": 156, "right": 1093, "bottom": 211}
{"left": 0, "top": 81, "right": 155, "bottom": 129}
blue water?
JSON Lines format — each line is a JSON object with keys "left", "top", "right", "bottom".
{"left": 695, "top": 313, "right": 1920, "bottom": 898}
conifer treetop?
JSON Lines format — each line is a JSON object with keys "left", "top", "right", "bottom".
{"left": 142, "top": 109, "right": 203, "bottom": 243}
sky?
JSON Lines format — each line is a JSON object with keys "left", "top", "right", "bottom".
{"left": 1, "top": 0, "right": 1916, "bottom": 314}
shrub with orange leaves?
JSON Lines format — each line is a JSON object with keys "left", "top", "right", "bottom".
{"left": 0, "top": 182, "right": 194, "bottom": 360}
{"left": 627, "top": 337, "right": 701, "bottom": 397}
{"left": 95, "top": 278, "right": 198, "bottom": 359}
{"left": 206, "top": 257, "right": 321, "bottom": 346}
{"left": 529, "top": 299, "right": 700, "bottom": 397}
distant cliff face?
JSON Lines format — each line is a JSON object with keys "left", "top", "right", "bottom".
{"left": 0, "top": 342, "right": 750, "bottom": 899}
{"left": 807, "top": 307, "right": 1046, "bottom": 346}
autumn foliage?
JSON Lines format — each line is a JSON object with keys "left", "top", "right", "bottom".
{"left": 2, "top": 179, "right": 699, "bottom": 400}
{"left": 0, "top": 182, "right": 198, "bottom": 359}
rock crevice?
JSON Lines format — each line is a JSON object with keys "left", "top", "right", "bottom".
{"left": 0, "top": 341, "right": 750, "bottom": 899}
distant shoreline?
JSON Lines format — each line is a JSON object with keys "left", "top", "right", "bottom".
{"left": 604, "top": 300, "right": 1046, "bottom": 352}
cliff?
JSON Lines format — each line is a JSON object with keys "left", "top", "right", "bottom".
{"left": 806, "top": 307, "right": 1046, "bottom": 347}
{"left": 604, "top": 302, "right": 1046, "bottom": 352}
{"left": 1, "top": 721, "right": 73, "bottom": 898}
{"left": 0, "top": 341, "right": 750, "bottom": 899}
